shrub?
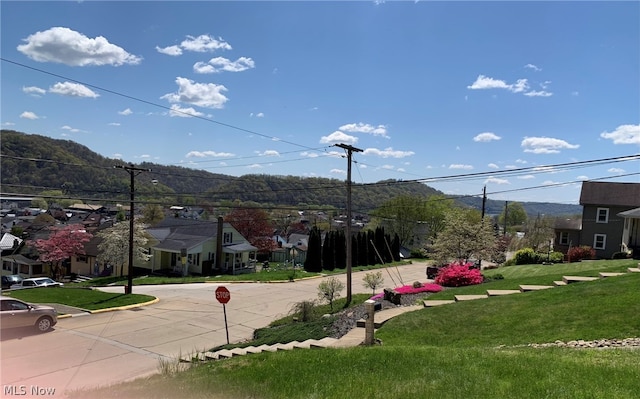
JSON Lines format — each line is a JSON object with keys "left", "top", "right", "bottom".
{"left": 513, "top": 248, "right": 538, "bottom": 265}
{"left": 290, "top": 300, "right": 318, "bottom": 322}
{"left": 362, "top": 271, "right": 385, "bottom": 295}
{"left": 612, "top": 252, "right": 630, "bottom": 260}
{"left": 317, "top": 277, "right": 344, "bottom": 311}
{"left": 567, "top": 246, "right": 595, "bottom": 262}
{"left": 412, "top": 281, "right": 423, "bottom": 288}
{"left": 434, "top": 262, "right": 484, "bottom": 287}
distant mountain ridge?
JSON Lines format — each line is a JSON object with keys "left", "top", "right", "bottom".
{"left": 0, "top": 130, "right": 582, "bottom": 216}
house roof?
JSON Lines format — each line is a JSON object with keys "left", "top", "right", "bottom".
{"left": 223, "top": 243, "right": 257, "bottom": 253}
{"left": 1, "top": 254, "right": 41, "bottom": 265}
{"left": 0, "top": 233, "right": 22, "bottom": 251}
{"left": 579, "top": 181, "right": 640, "bottom": 208}
{"left": 148, "top": 218, "right": 223, "bottom": 253}
{"left": 618, "top": 207, "right": 640, "bottom": 219}
{"left": 554, "top": 218, "right": 582, "bottom": 230}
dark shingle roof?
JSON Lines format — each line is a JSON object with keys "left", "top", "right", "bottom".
{"left": 579, "top": 181, "right": 640, "bottom": 208}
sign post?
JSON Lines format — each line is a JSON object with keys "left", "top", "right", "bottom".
{"left": 215, "top": 286, "right": 231, "bottom": 344}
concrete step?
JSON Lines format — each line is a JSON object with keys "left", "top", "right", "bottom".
{"left": 519, "top": 285, "right": 554, "bottom": 292}
{"left": 599, "top": 272, "right": 626, "bottom": 278}
{"left": 308, "top": 337, "right": 338, "bottom": 348}
{"left": 628, "top": 267, "right": 640, "bottom": 273}
{"left": 454, "top": 294, "right": 488, "bottom": 302}
{"left": 486, "top": 289, "right": 521, "bottom": 296}
{"left": 553, "top": 281, "right": 567, "bottom": 286}
{"left": 562, "top": 276, "right": 598, "bottom": 284}
{"left": 423, "top": 300, "right": 456, "bottom": 307}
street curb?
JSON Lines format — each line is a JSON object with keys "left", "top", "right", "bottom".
{"left": 88, "top": 297, "right": 160, "bottom": 314}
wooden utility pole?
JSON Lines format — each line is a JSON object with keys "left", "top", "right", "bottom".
{"left": 335, "top": 143, "right": 362, "bottom": 305}
{"left": 114, "top": 164, "right": 151, "bottom": 294}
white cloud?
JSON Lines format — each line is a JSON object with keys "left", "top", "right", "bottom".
{"left": 473, "top": 132, "right": 501, "bottom": 142}
{"left": 380, "top": 164, "right": 395, "bottom": 170}
{"left": 487, "top": 163, "right": 499, "bottom": 169}
{"left": 449, "top": 164, "right": 474, "bottom": 170}
{"left": 108, "top": 122, "right": 120, "bottom": 126}
{"left": 259, "top": 150, "right": 280, "bottom": 157}
{"left": 516, "top": 159, "right": 527, "bottom": 164}
{"left": 180, "top": 35, "right": 232, "bottom": 52}
{"left": 18, "top": 27, "right": 141, "bottom": 66}
{"left": 363, "top": 147, "right": 414, "bottom": 158}
{"left": 168, "top": 104, "right": 205, "bottom": 117}
{"left": 608, "top": 167, "right": 625, "bottom": 174}
{"left": 119, "top": 108, "right": 133, "bottom": 116}
{"left": 161, "top": 77, "right": 228, "bottom": 109}
{"left": 194, "top": 57, "right": 255, "bottom": 73}
{"left": 517, "top": 175, "right": 536, "bottom": 180}
{"left": 61, "top": 125, "right": 81, "bottom": 133}
{"left": 186, "top": 150, "right": 235, "bottom": 158}
{"left": 300, "top": 151, "right": 319, "bottom": 158}
{"left": 485, "top": 177, "right": 510, "bottom": 185}
{"left": 247, "top": 164, "right": 263, "bottom": 169}
{"left": 600, "top": 124, "right": 640, "bottom": 145}
{"left": 576, "top": 175, "right": 589, "bottom": 181}
{"left": 113, "top": 153, "right": 123, "bottom": 159}
{"left": 330, "top": 169, "right": 346, "bottom": 175}
{"left": 23, "top": 86, "right": 46, "bottom": 96}
{"left": 49, "top": 81, "right": 99, "bottom": 98}
{"left": 320, "top": 131, "right": 358, "bottom": 145}
{"left": 339, "top": 123, "right": 388, "bottom": 137}
{"left": 467, "top": 74, "right": 555, "bottom": 97}
{"left": 521, "top": 137, "right": 580, "bottom": 154}
{"left": 524, "top": 63, "right": 542, "bottom": 71}
{"left": 20, "top": 111, "right": 40, "bottom": 119}
{"left": 524, "top": 90, "right": 553, "bottom": 97}
{"left": 155, "top": 45, "right": 182, "bottom": 56}
{"left": 249, "top": 112, "right": 265, "bottom": 118}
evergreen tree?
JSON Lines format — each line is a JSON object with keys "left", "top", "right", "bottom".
{"left": 335, "top": 229, "right": 346, "bottom": 269}
{"left": 322, "top": 231, "right": 335, "bottom": 271}
{"left": 391, "top": 233, "right": 401, "bottom": 262}
{"left": 304, "top": 226, "right": 322, "bottom": 273}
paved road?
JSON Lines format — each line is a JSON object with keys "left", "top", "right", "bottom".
{"left": 0, "top": 263, "right": 429, "bottom": 397}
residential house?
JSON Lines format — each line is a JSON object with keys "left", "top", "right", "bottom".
{"left": 579, "top": 181, "right": 640, "bottom": 259}
{"left": 271, "top": 233, "right": 308, "bottom": 264}
{"left": 618, "top": 207, "right": 640, "bottom": 258}
{"left": 147, "top": 217, "right": 257, "bottom": 276}
{"left": 553, "top": 217, "right": 582, "bottom": 255}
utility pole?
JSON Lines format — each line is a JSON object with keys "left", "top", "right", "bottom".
{"left": 481, "top": 186, "right": 487, "bottom": 220}
{"left": 503, "top": 201, "right": 508, "bottom": 236}
{"left": 114, "top": 164, "right": 151, "bottom": 294}
{"left": 335, "top": 143, "right": 362, "bottom": 306}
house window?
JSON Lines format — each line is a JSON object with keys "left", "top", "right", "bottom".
{"left": 559, "top": 232, "right": 569, "bottom": 245}
{"left": 593, "top": 234, "right": 606, "bottom": 250}
{"left": 596, "top": 208, "right": 609, "bottom": 223}
{"left": 223, "top": 232, "right": 233, "bottom": 244}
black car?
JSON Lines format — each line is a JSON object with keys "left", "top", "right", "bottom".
{"left": 1, "top": 275, "right": 23, "bottom": 290}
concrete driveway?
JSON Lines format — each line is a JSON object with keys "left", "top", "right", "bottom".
{"left": 0, "top": 263, "right": 429, "bottom": 396}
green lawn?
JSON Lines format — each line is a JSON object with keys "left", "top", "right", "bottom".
{"left": 71, "top": 261, "right": 411, "bottom": 287}
{"left": 4, "top": 287, "right": 155, "bottom": 311}
{"left": 69, "top": 260, "right": 640, "bottom": 399}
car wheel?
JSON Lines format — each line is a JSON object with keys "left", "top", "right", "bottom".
{"left": 36, "top": 317, "right": 53, "bottom": 332}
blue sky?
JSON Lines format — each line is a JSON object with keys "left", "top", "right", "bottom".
{"left": 1, "top": 1, "right": 639, "bottom": 205}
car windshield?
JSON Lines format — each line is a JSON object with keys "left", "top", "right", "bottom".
{"left": 36, "top": 279, "right": 55, "bottom": 285}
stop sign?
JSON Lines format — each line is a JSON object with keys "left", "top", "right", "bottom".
{"left": 215, "top": 286, "right": 230, "bottom": 304}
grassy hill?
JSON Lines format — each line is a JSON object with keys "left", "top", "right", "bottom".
{"left": 71, "top": 260, "right": 640, "bottom": 399}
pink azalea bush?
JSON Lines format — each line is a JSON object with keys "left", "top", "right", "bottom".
{"left": 434, "top": 261, "right": 484, "bottom": 287}
{"left": 370, "top": 282, "right": 442, "bottom": 300}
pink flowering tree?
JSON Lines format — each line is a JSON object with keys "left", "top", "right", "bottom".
{"left": 434, "top": 261, "right": 484, "bottom": 287}
{"left": 29, "top": 224, "right": 92, "bottom": 280}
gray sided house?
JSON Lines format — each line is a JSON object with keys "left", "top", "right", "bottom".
{"left": 579, "top": 181, "right": 640, "bottom": 259}
{"left": 553, "top": 218, "right": 582, "bottom": 255}
{"left": 146, "top": 217, "right": 257, "bottom": 276}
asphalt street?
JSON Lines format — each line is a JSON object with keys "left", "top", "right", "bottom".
{"left": 0, "top": 262, "right": 429, "bottom": 397}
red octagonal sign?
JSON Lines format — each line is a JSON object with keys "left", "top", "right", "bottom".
{"left": 215, "top": 286, "right": 231, "bottom": 304}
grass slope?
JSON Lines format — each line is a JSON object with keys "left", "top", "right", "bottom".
{"left": 71, "top": 263, "right": 640, "bottom": 399}
{"left": 4, "top": 288, "right": 155, "bottom": 311}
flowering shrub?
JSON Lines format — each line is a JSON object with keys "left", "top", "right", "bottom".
{"left": 567, "top": 246, "right": 595, "bottom": 262}
{"left": 369, "top": 282, "right": 442, "bottom": 300}
{"left": 434, "top": 262, "right": 484, "bottom": 287}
